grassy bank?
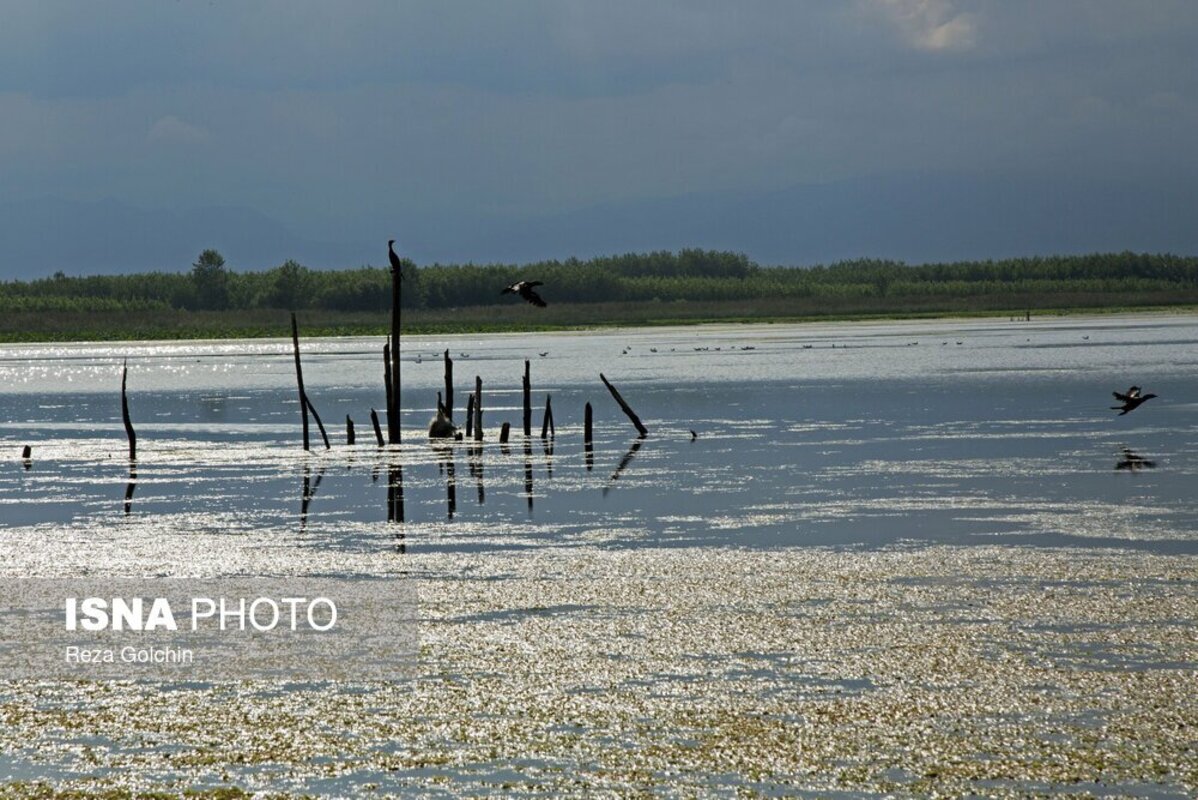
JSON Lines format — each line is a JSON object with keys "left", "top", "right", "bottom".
{"left": 1, "top": 290, "right": 1196, "bottom": 342}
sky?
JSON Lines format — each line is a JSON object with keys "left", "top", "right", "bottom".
{"left": 2, "top": 1, "right": 1197, "bottom": 275}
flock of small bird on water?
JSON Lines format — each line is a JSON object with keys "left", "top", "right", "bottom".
{"left": 391, "top": 239, "right": 1159, "bottom": 446}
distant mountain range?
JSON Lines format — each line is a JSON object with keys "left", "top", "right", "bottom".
{"left": 2, "top": 170, "right": 1195, "bottom": 279}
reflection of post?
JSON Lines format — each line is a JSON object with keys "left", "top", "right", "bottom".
{"left": 523, "top": 360, "right": 531, "bottom": 437}
{"left": 600, "top": 373, "right": 648, "bottom": 438}
{"left": 124, "top": 462, "right": 137, "bottom": 515}
{"left": 522, "top": 438, "right": 534, "bottom": 512}
{"left": 445, "top": 452, "right": 457, "bottom": 519}
{"left": 603, "top": 438, "right": 644, "bottom": 496}
{"left": 301, "top": 464, "right": 326, "bottom": 528}
{"left": 584, "top": 402, "right": 593, "bottom": 472}
{"left": 543, "top": 437, "right": 554, "bottom": 479}
{"left": 387, "top": 463, "right": 405, "bottom": 524}
{"left": 470, "top": 444, "right": 485, "bottom": 505}
{"left": 474, "top": 376, "right": 483, "bottom": 441}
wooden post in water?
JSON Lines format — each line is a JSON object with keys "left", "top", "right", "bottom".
{"left": 21, "top": 444, "right": 32, "bottom": 470}
{"left": 465, "top": 394, "right": 475, "bottom": 438}
{"left": 473, "top": 376, "right": 483, "bottom": 442}
{"left": 541, "top": 395, "right": 553, "bottom": 439}
{"left": 383, "top": 343, "right": 393, "bottom": 439}
{"left": 121, "top": 359, "right": 137, "bottom": 461}
{"left": 444, "top": 350, "right": 454, "bottom": 420}
{"left": 370, "top": 409, "right": 384, "bottom": 447}
{"left": 522, "top": 360, "right": 531, "bottom": 437}
{"left": 499, "top": 422, "right": 511, "bottom": 444}
{"left": 292, "top": 315, "right": 311, "bottom": 451}
{"left": 600, "top": 373, "right": 648, "bottom": 438}
{"left": 346, "top": 415, "right": 356, "bottom": 445}
{"left": 291, "top": 313, "right": 331, "bottom": 450}
{"left": 389, "top": 250, "right": 402, "bottom": 444}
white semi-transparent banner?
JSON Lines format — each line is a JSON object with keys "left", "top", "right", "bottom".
{"left": 0, "top": 578, "right": 417, "bottom": 681}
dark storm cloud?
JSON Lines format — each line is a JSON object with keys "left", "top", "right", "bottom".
{"left": 1, "top": 1, "right": 1196, "bottom": 272}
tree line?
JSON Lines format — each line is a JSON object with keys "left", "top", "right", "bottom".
{"left": 1, "top": 249, "right": 1196, "bottom": 313}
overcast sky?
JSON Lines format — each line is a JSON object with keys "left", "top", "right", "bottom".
{"left": 2, "top": 1, "right": 1196, "bottom": 271}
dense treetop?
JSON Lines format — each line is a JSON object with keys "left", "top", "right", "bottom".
{"left": 1, "top": 250, "right": 1195, "bottom": 313}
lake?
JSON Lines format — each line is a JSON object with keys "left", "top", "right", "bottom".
{"left": 1, "top": 314, "right": 1196, "bottom": 797}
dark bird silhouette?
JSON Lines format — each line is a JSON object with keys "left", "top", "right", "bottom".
{"left": 388, "top": 239, "right": 402, "bottom": 275}
{"left": 501, "top": 280, "right": 547, "bottom": 307}
{"left": 1115, "top": 448, "right": 1156, "bottom": 471}
{"left": 1111, "top": 386, "right": 1157, "bottom": 415}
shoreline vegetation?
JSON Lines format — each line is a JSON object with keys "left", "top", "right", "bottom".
{"left": 2, "top": 249, "right": 1196, "bottom": 342}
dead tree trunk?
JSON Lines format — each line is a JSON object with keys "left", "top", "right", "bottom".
{"left": 444, "top": 350, "right": 454, "bottom": 420}
{"left": 305, "top": 393, "right": 331, "bottom": 450}
{"left": 292, "top": 314, "right": 311, "bottom": 450}
{"left": 541, "top": 395, "right": 554, "bottom": 439}
{"left": 291, "top": 313, "right": 329, "bottom": 450}
{"left": 600, "top": 373, "right": 648, "bottom": 438}
{"left": 121, "top": 359, "right": 137, "bottom": 461}
{"left": 389, "top": 257, "right": 402, "bottom": 444}
{"left": 370, "top": 409, "right": 385, "bottom": 446}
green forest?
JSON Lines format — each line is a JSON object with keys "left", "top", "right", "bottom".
{"left": 1, "top": 249, "right": 1196, "bottom": 340}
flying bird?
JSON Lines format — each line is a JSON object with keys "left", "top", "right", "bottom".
{"left": 1111, "top": 386, "right": 1157, "bottom": 415}
{"left": 501, "top": 280, "right": 547, "bottom": 308}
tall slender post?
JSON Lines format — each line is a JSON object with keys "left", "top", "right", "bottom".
{"left": 600, "top": 373, "right": 648, "bottom": 438}
{"left": 522, "top": 360, "right": 531, "bottom": 437}
{"left": 473, "top": 376, "right": 483, "bottom": 442}
{"left": 541, "top": 395, "right": 553, "bottom": 439}
{"left": 121, "top": 359, "right": 137, "bottom": 461}
{"left": 465, "top": 394, "right": 475, "bottom": 438}
{"left": 389, "top": 252, "right": 402, "bottom": 444}
{"left": 305, "top": 395, "right": 331, "bottom": 450}
{"left": 383, "top": 343, "right": 393, "bottom": 437}
{"left": 346, "top": 415, "right": 356, "bottom": 445}
{"left": 291, "top": 314, "right": 310, "bottom": 451}
{"left": 370, "top": 409, "right": 384, "bottom": 447}
{"left": 444, "top": 350, "right": 454, "bottom": 420}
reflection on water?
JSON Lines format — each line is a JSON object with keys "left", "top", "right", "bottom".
{"left": 604, "top": 438, "right": 644, "bottom": 497}
{"left": 1, "top": 314, "right": 1198, "bottom": 557}
{"left": 124, "top": 462, "right": 137, "bottom": 515}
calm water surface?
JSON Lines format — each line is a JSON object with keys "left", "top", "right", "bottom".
{"left": 2, "top": 313, "right": 1196, "bottom": 563}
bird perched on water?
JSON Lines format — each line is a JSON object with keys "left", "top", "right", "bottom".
{"left": 1111, "top": 386, "right": 1157, "bottom": 415}
{"left": 388, "top": 239, "right": 402, "bottom": 275}
{"left": 501, "top": 280, "right": 547, "bottom": 307}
